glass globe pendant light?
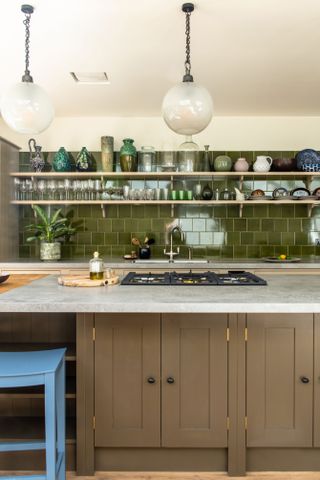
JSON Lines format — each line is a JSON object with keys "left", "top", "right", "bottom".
{"left": 1, "top": 5, "right": 54, "bottom": 134}
{"left": 162, "top": 3, "right": 213, "bottom": 144}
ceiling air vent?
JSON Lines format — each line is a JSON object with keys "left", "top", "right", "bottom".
{"left": 70, "top": 72, "right": 110, "bottom": 84}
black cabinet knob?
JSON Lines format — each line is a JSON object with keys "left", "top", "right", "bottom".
{"left": 167, "top": 377, "right": 175, "bottom": 384}
{"left": 147, "top": 377, "right": 156, "bottom": 384}
{"left": 300, "top": 376, "right": 310, "bottom": 384}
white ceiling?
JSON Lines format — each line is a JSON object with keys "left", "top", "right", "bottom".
{"left": 1, "top": 0, "right": 320, "bottom": 117}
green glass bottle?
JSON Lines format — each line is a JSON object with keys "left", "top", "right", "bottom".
{"left": 120, "top": 138, "right": 138, "bottom": 172}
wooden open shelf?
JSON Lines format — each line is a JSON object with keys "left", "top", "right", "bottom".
{"left": 10, "top": 171, "right": 320, "bottom": 178}
{"left": 0, "top": 343, "right": 76, "bottom": 362}
{"left": 0, "top": 416, "right": 76, "bottom": 444}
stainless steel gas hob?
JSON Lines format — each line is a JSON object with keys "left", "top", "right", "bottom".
{"left": 121, "top": 270, "right": 267, "bottom": 286}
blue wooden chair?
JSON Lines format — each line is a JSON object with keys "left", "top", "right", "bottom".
{"left": 0, "top": 348, "right": 66, "bottom": 480}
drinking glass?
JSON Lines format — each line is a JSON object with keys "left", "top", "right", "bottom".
{"left": 47, "top": 180, "right": 57, "bottom": 200}
{"left": 13, "top": 178, "right": 20, "bottom": 200}
{"left": 123, "top": 185, "right": 130, "bottom": 200}
{"left": 94, "top": 180, "right": 102, "bottom": 200}
{"left": 38, "top": 180, "right": 46, "bottom": 200}
{"left": 19, "top": 180, "right": 27, "bottom": 201}
{"left": 25, "top": 179, "right": 34, "bottom": 200}
{"left": 57, "top": 180, "right": 65, "bottom": 200}
{"left": 64, "top": 179, "right": 71, "bottom": 201}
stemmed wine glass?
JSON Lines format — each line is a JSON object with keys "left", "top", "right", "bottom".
{"left": 37, "top": 180, "right": 46, "bottom": 200}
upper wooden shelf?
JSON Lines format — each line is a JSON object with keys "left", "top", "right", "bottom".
{"left": 10, "top": 171, "right": 320, "bottom": 178}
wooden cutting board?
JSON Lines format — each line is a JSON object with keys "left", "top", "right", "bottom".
{"left": 0, "top": 274, "right": 45, "bottom": 294}
{"left": 58, "top": 275, "right": 119, "bottom": 287}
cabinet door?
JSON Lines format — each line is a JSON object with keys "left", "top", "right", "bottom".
{"left": 247, "top": 313, "right": 313, "bottom": 447}
{"left": 162, "top": 313, "right": 228, "bottom": 447}
{"left": 94, "top": 313, "right": 160, "bottom": 447}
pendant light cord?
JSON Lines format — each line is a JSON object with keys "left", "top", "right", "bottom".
{"left": 21, "top": 7, "right": 33, "bottom": 82}
{"left": 183, "top": 6, "right": 193, "bottom": 82}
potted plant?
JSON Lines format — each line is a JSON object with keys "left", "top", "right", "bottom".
{"left": 25, "top": 205, "right": 81, "bottom": 261}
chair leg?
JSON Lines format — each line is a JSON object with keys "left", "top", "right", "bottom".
{"left": 56, "top": 360, "right": 66, "bottom": 480}
{"left": 45, "top": 372, "right": 56, "bottom": 480}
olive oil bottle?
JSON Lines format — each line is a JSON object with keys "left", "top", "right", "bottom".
{"left": 89, "top": 251, "right": 104, "bottom": 280}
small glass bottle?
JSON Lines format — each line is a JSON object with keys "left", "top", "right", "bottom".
{"left": 89, "top": 251, "right": 104, "bottom": 280}
{"left": 203, "top": 145, "right": 210, "bottom": 172}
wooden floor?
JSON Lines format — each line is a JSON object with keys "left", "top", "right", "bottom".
{"left": 67, "top": 473, "right": 320, "bottom": 480}
{"left": 3, "top": 473, "right": 320, "bottom": 480}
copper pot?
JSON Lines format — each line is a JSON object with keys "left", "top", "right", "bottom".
{"left": 272, "top": 157, "right": 296, "bottom": 171}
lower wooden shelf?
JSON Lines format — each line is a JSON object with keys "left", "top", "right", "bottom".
{"left": 0, "top": 416, "right": 76, "bottom": 444}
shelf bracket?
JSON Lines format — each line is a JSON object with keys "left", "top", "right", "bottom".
{"left": 171, "top": 204, "right": 175, "bottom": 218}
{"left": 304, "top": 175, "right": 314, "bottom": 190}
{"left": 239, "top": 203, "right": 244, "bottom": 218}
{"left": 101, "top": 204, "right": 106, "bottom": 218}
{"left": 308, "top": 203, "right": 315, "bottom": 218}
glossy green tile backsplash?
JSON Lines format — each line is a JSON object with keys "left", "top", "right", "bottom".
{"left": 18, "top": 151, "right": 320, "bottom": 259}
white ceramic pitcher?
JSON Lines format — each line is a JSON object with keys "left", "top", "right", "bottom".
{"left": 253, "top": 155, "right": 273, "bottom": 172}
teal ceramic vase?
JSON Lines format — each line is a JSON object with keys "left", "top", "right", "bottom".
{"left": 52, "top": 147, "right": 75, "bottom": 172}
{"left": 76, "top": 147, "right": 96, "bottom": 172}
{"left": 120, "top": 138, "right": 138, "bottom": 172}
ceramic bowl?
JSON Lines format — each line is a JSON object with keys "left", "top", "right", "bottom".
{"left": 272, "top": 157, "right": 296, "bottom": 171}
{"left": 0, "top": 272, "right": 10, "bottom": 284}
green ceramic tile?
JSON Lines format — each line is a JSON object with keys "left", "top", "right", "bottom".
{"left": 111, "top": 245, "right": 126, "bottom": 256}
{"left": 200, "top": 232, "right": 213, "bottom": 245}
{"left": 206, "top": 218, "right": 221, "bottom": 232}
{"left": 78, "top": 205, "right": 92, "bottom": 217}
{"left": 104, "top": 233, "right": 118, "bottom": 245}
{"left": 288, "top": 245, "right": 302, "bottom": 256}
{"left": 253, "top": 205, "right": 269, "bottom": 217}
{"left": 234, "top": 219, "right": 247, "bottom": 232}
{"left": 221, "top": 245, "right": 234, "bottom": 258}
{"left": 98, "top": 219, "right": 112, "bottom": 233}
{"left": 137, "top": 219, "right": 152, "bottom": 232}
{"left": 85, "top": 218, "right": 97, "bottom": 232}
{"left": 282, "top": 232, "right": 295, "bottom": 245}
{"left": 281, "top": 206, "right": 293, "bottom": 218}
{"left": 118, "top": 205, "right": 132, "bottom": 218}
{"left": 227, "top": 232, "right": 240, "bottom": 245}
{"left": 247, "top": 219, "right": 260, "bottom": 231}
{"left": 273, "top": 219, "right": 287, "bottom": 232}
{"left": 242, "top": 205, "right": 254, "bottom": 217}
{"left": 294, "top": 204, "right": 308, "bottom": 217}
{"left": 233, "top": 245, "right": 247, "bottom": 258}
{"left": 254, "top": 232, "right": 268, "bottom": 245}
{"left": 268, "top": 205, "right": 282, "bottom": 218}
{"left": 268, "top": 232, "right": 282, "bottom": 245}
{"left": 241, "top": 231, "right": 254, "bottom": 245}
{"left": 301, "top": 245, "right": 316, "bottom": 255}
{"left": 226, "top": 205, "right": 239, "bottom": 218}
{"left": 112, "top": 219, "right": 125, "bottom": 233}
{"left": 77, "top": 232, "right": 92, "bottom": 244}
{"left": 92, "top": 232, "right": 105, "bottom": 245}
{"left": 261, "top": 245, "right": 275, "bottom": 257}
{"left": 213, "top": 206, "right": 226, "bottom": 218}
{"left": 295, "top": 232, "right": 309, "bottom": 245}
{"left": 144, "top": 205, "right": 159, "bottom": 218}
{"left": 261, "top": 219, "right": 274, "bottom": 231}
{"left": 247, "top": 245, "right": 261, "bottom": 258}
{"left": 288, "top": 219, "right": 301, "bottom": 232}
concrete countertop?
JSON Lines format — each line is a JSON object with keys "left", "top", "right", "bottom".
{"left": 0, "top": 274, "right": 319, "bottom": 313}
{"left": 1, "top": 257, "right": 320, "bottom": 270}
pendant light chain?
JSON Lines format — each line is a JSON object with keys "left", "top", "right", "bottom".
{"left": 21, "top": 6, "right": 33, "bottom": 82}
{"left": 184, "top": 11, "right": 191, "bottom": 77}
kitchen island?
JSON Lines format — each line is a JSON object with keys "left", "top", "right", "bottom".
{"left": 1, "top": 274, "right": 320, "bottom": 477}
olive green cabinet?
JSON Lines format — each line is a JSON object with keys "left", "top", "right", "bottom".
{"left": 246, "top": 313, "right": 313, "bottom": 447}
{"left": 162, "top": 313, "right": 228, "bottom": 447}
{"left": 94, "top": 313, "right": 161, "bottom": 447}
{"left": 94, "top": 313, "right": 228, "bottom": 448}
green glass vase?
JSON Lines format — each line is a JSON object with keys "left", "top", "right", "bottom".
{"left": 52, "top": 147, "right": 75, "bottom": 172}
{"left": 76, "top": 147, "right": 96, "bottom": 172}
{"left": 120, "top": 138, "right": 138, "bottom": 172}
